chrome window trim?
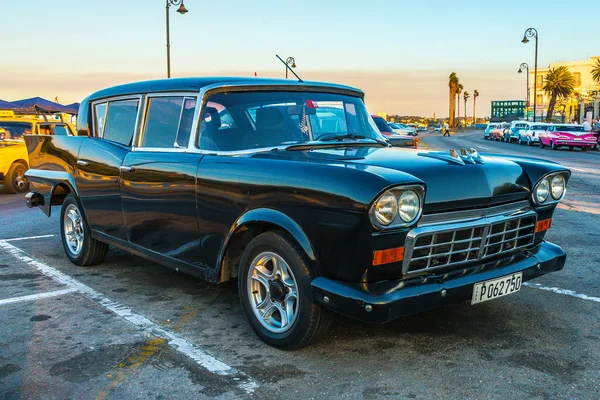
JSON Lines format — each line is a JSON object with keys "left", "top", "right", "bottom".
{"left": 90, "top": 95, "right": 143, "bottom": 148}
{"left": 134, "top": 91, "right": 199, "bottom": 152}
{"left": 418, "top": 200, "right": 531, "bottom": 226}
{"left": 403, "top": 207, "right": 537, "bottom": 276}
{"left": 192, "top": 83, "right": 365, "bottom": 154}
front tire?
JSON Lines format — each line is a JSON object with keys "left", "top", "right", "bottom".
{"left": 238, "top": 231, "right": 331, "bottom": 349}
{"left": 551, "top": 141, "right": 557, "bottom": 150}
{"left": 60, "top": 194, "right": 108, "bottom": 266}
{"left": 4, "top": 162, "right": 29, "bottom": 194}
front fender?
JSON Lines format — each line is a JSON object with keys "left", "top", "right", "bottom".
{"left": 216, "top": 208, "right": 317, "bottom": 274}
{"left": 24, "top": 169, "right": 79, "bottom": 217}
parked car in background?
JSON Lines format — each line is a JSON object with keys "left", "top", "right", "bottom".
{"left": 484, "top": 123, "right": 496, "bottom": 139}
{"left": 539, "top": 124, "right": 597, "bottom": 151}
{"left": 389, "top": 122, "right": 417, "bottom": 136}
{"left": 0, "top": 111, "right": 75, "bottom": 193}
{"left": 504, "top": 121, "right": 529, "bottom": 143}
{"left": 388, "top": 122, "right": 412, "bottom": 136}
{"left": 488, "top": 123, "right": 510, "bottom": 141}
{"left": 371, "top": 117, "right": 416, "bottom": 147}
{"left": 518, "top": 122, "right": 551, "bottom": 146}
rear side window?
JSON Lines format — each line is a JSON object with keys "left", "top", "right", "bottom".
{"left": 141, "top": 96, "right": 196, "bottom": 148}
{"left": 53, "top": 125, "right": 71, "bottom": 136}
{"left": 103, "top": 99, "right": 140, "bottom": 146}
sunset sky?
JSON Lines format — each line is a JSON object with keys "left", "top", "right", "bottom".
{"left": 2, "top": 0, "right": 597, "bottom": 117}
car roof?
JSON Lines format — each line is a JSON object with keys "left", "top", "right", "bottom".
{"left": 87, "top": 77, "right": 364, "bottom": 101}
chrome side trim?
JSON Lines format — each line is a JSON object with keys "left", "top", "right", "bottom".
{"left": 419, "top": 200, "right": 531, "bottom": 225}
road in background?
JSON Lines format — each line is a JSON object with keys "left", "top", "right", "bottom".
{"left": 0, "top": 133, "right": 599, "bottom": 399}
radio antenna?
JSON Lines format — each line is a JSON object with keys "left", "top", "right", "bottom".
{"left": 276, "top": 55, "right": 303, "bottom": 83}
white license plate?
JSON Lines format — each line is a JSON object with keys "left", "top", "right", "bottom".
{"left": 471, "top": 273, "right": 522, "bottom": 305}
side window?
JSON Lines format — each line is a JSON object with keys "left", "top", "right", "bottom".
{"left": 53, "top": 125, "right": 70, "bottom": 136}
{"left": 141, "top": 96, "right": 197, "bottom": 148}
{"left": 94, "top": 103, "right": 107, "bottom": 137}
{"left": 103, "top": 99, "right": 139, "bottom": 146}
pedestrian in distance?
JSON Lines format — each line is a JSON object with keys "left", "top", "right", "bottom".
{"left": 582, "top": 119, "right": 592, "bottom": 132}
{"left": 443, "top": 122, "right": 450, "bottom": 136}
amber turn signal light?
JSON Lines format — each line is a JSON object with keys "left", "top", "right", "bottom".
{"left": 536, "top": 218, "right": 552, "bottom": 233}
{"left": 373, "top": 247, "right": 405, "bottom": 266}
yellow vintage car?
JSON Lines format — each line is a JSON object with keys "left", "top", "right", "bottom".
{"left": 0, "top": 111, "right": 76, "bottom": 193}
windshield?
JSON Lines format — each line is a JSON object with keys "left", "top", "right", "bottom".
{"left": 555, "top": 125, "right": 584, "bottom": 132}
{"left": 0, "top": 121, "right": 33, "bottom": 140}
{"left": 198, "top": 91, "right": 383, "bottom": 151}
{"left": 371, "top": 116, "right": 391, "bottom": 133}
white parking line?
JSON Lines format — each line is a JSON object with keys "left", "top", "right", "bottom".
{"left": 0, "top": 239, "right": 258, "bottom": 394}
{"left": 2, "top": 234, "right": 56, "bottom": 242}
{"left": 0, "top": 288, "right": 77, "bottom": 306}
{"left": 523, "top": 282, "right": 600, "bottom": 303}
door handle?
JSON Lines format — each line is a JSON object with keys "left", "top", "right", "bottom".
{"left": 119, "top": 166, "right": 135, "bottom": 172}
{"left": 77, "top": 160, "right": 88, "bottom": 166}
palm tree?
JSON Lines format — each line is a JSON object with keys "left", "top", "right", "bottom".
{"left": 473, "top": 90, "right": 479, "bottom": 127}
{"left": 542, "top": 66, "right": 576, "bottom": 121}
{"left": 448, "top": 73, "right": 459, "bottom": 127}
{"left": 456, "top": 83, "right": 463, "bottom": 126}
{"left": 591, "top": 59, "right": 600, "bottom": 84}
{"left": 463, "top": 91, "right": 470, "bottom": 126}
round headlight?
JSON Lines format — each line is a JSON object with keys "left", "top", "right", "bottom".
{"left": 373, "top": 192, "right": 398, "bottom": 226}
{"left": 535, "top": 179, "right": 550, "bottom": 203}
{"left": 398, "top": 190, "right": 420, "bottom": 222}
{"left": 551, "top": 175, "right": 565, "bottom": 199}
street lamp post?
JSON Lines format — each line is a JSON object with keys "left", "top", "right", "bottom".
{"left": 518, "top": 62, "right": 530, "bottom": 121}
{"left": 166, "top": 0, "right": 188, "bottom": 78}
{"left": 521, "top": 28, "right": 538, "bottom": 122}
{"left": 285, "top": 57, "right": 296, "bottom": 79}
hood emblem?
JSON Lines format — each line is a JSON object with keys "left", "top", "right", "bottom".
{"left": 418, "top": 148, "right": 485, "bottom": 165}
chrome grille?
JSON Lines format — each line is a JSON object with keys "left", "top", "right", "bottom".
{"left": 403, "top": 209, "right": 536, "bottom": 275}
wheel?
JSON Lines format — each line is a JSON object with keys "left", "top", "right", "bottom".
{"left": 551, "top": 141, "right": 557, "bottom": 150}
{"left": 540, "top": 141, "right": 545, "bottom": 148}
{"left": 4, "top": 162, "right": 29, "bottom": 194}
{"left": 238, "top": 230, "right": 331, "bottom": 349}
{"left": 527, "top": 140, "right": 531, "bottom": 146}
{"left": 60, "top": 194, "right": 108, "bottom": 266}
{"left": 582, "top": 147, "right": 588, "bottom": 152}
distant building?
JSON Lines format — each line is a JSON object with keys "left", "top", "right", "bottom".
{"left": 490, "top": 100, "right": 525, "bottom": 122}
{"left": 529, "top": 56, "right": 600, "bottom": 121}
{"left": 376, "top": 112, "right": 388, "bottom": 120}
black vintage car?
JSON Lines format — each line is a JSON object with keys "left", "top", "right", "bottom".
{"left": 24, "top": 77, "right": 569, "bottom": 349}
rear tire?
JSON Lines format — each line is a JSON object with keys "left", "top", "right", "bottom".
{"left": 238, "top": 230, "right": 331, "bottom": 349}
{"left": 4, "top": 162, "right": 29, "bottom": 194}
{"left": 551, "top": 141, "right": 557, "bottom": 150}
{"left": 540, "top": 141, "right": 545, "bottom": 148}
{"left": 60, "top": 194, "right": 108, "bottom": 266}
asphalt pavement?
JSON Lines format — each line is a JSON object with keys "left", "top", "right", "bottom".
{"left": 0, "top": 131, "right": 599, "bottom": 399}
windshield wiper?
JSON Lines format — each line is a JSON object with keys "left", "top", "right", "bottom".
{"left": 317, "top": 133, "right": 390, "bottom": 147}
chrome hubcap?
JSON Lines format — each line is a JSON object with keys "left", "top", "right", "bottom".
{"left": 13, "top": 168, "right": 26, "bottom": 191}
{"left": 247, "top": 251, "right": 298, "bottom": 333}
{"left": 63, "top": 204, "right": 84, "bottom": 256}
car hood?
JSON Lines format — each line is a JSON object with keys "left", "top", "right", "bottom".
{"left": 257, "top": 146, "right": 532, "bottom": 213}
